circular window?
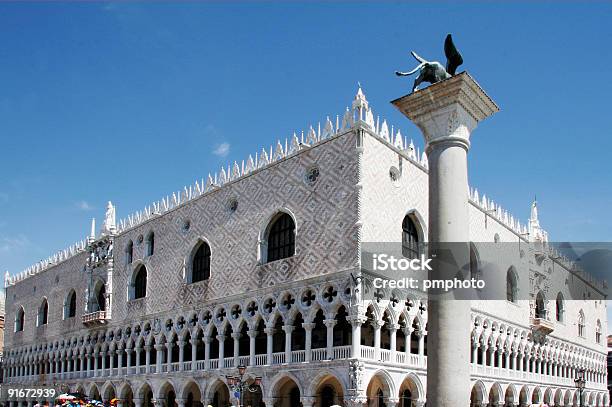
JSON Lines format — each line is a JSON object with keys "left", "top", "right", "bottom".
{"left": 137, "top": 234, "right": 144, "bottom": 245}
{"left": 389, "top": 166, "right": 400, "bottom": 186}
{"left": 182, "top": 219, "right": 191, "bottom": 232}
{"left": 304, "top": 166, "right": 320, "bottom": 185}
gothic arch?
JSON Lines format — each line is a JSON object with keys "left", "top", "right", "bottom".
{"left": 504, "top": 384, "right": 518, "bottom": 405}
{"left": 88, "top": 383, "right": 101, "bottom": 400}
{"left": 136, "top": 381, "right": 154, "bottom": 400}
{"left": 179, "top": 379, "right": 203, "bottom": 403}
{"left": 258, "top": 207, "right": 298, "bottom": 264}
{"left": 488, "top": 382, "right": 503, "bottom": 405}
{"left": 543, "top": 387, "right": 554, "bottom": 406}
{"left": 156, "top": 380, "right": 177, "bottom": 400}
{"left": 266, "top": 372, "right": 304, "bottom": 400}
{"left": 470, "top": 380, "right": 486, "bottom": 405}
{"left": 365, "top": 369, "right": 396, "bottom": 400}
{"left": 63, "top": 289, "right": 77, "bottom": 320}
{"left": 403, "top": 209, "right": 427, "bottom": 243}
{"left": 398, "top": 372, "right": 424, "bottom": 403}
{"left": 117, "top": 382, "right": 134, "bottom": 400}
{"left": 186, "top": 237, "right": 212, "bottom": 284}
{"left": 531, "top": 386, "right": 542, "bottom": 404}
{"left": 101, "top": 381, "right": 116, "bottom": 401}
{"left": 307, "top": 369, "right": 348, "bottom": 398}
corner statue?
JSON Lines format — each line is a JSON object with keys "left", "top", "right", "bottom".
{"left": 395, "top": 34, "right": 463, "bottom": 93}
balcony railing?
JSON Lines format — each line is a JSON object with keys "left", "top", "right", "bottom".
{"left": 81, "top": 311, "right": 108, "bottom": 326}
{"left": 530, "top": 316, "right": 555, "bottom": 335}
{"left": 6, "top": 345, "right": 607, "bottom": 393}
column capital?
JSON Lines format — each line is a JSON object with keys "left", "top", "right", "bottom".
{"left": 216, "top": 334, "right": 226, "bottom": 342}
{"left": 348, "top": 315, "right": 367, "bottom": 325}
{"left": 231, "top": 332, "right": 242, "bottom": 340}
{"left": 391, "top": 72, "right": 499, "bottom": 150}
{"left": 247, "top": 329, "right": 259, "bottom": 338}
{"left": 387, "top": 323, "right": 400, "bottom": 331}
{"left": 323, "top": 319, "right": 337, "bottom": 328}
{"left": 282, "top": 325, "right": 295, "bottom": 334}
{"left": 264, "top": 327, "right": 275, "bottom": 335}
{"left": 302, "top": 322, "right": 316, "bottom": 331}
{"left": 177, "top": 340, "right": 186, "bottom": 347}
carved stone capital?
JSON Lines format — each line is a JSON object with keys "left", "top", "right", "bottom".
{"left": 391, "top": 72, "right": 499, "bottom": 151}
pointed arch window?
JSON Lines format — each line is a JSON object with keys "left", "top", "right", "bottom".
{"left": 146, "top": 232, "right": 155, "bottom": 257}
{"left": 266, "top": 213, "right": 295, "bottom": 262}
{"left": 126, "top": 240, "right": 134, "bottom": 265}
{"left": 596, "top": 319, "right": 602, "bottom": 344}
{"left": 535, "top": 291, "right": 546, "bottom": 319}
{"left": 15, "top": 306, "right": 24, "bottom": 332}
{"left": 556, "top": 293, "right": 564, "bottom": 322}
{"left": 38, "top": 299, "right": 48, "bottom": 326}
{"left": 191, "top": 241, "right": 211, "bottom": 283}
{"left": 64, "top": 290, "right": 77, "bottom": 319}
{"left": 506, "top": 268, "right": 518, "bottom": 303}
{"left": 95, "top": 282, "right": 106, "bottom": 311}
{"left": 131, "top": 265, "right": 147, "bottom": 300}
{"left": 578, "top": 310, "right": 585, "bottom": 337}
{"left": 402, "top": 215, "right": 420, "bottom": 259}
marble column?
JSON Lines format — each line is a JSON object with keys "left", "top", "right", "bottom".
{"left": 203, "top": 336, "right": 211, "bottom": 369}
{"left": 324, "top": 319, "right": 337, "bottom": 359}
{"left": 190, "top": 338, "right": 198, "bottom": 371}
{"left": 217, "top": 335, "right": 225, "bottom": 368}
{"left": 144, "top": 345, "right": 151, "bottom": 374}
{"left": 248, "top": 329, "right": 258, "bottom": 366}
{"left": 134, "top": 346, "right": 141, "bottom": 371}
{"left": 166, "top": 342, "right": 173, "bottom": 371}
{"left": 302, "top": 323, "right": 315, "bottom": 362}
{"left": 231, "top": 332, "right": 241, "bottom": 367}
{"left": 388, "top": 323, "right": 399, "bottom": 363}
{"left": 392, "top": 72, "right": 499, "bottom": 407}
{"left": 349, "top": 316, "right": 364, "bottom": 359}
{"left": 283, "top": 325, "right": 294, "bottom": 363}
{"left": 373, "top": 321, "right": 382, "bottom": 360}
{"left": 155, "top": 344, "right": 164, "bottom": 373}
{"left": 178, "top": 340, "right": 185, "bottom": 371}
{"left": 265, "top": 327, "right": 274, "bottom": 365}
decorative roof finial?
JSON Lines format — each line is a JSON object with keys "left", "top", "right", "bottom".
{"left": 4, "top": 270, "right": 9, "bottom": 288}
{"left": 89, "top": 218, "right": 96, "bottom": 241}
{"left": 531, "top": 197, "right": 539, "bottom": 223}
{"left": 101, "top": 201, "right": 116, "bottom": 236}
{"left": 352, "top": 82, "right": 368, "bottom": 111}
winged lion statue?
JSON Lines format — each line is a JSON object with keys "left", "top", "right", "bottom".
{"left": 395, "top": 34, "right": 464, "bottom": 93}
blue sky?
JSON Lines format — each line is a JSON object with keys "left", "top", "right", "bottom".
{"left": 1, "top": 3, "right": 611, "bottom": 323}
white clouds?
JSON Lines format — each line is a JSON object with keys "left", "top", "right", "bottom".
{"left": 213, "top": 142, "right": 231, "bottom": 158}
{"left": 0, "top": 235, "right": 30, "bottom": 253}
{"left": 76, "top": 200, "right": 94, "bottom": 211}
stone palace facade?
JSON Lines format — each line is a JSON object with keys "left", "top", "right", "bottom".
{"left": 2, "top": 88, "right": 609, "bottom": 407}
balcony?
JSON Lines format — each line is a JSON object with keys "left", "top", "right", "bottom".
{"left": 530, "top": 317, "right": 554, "bottom": 336}
{"left": 82, "top": 311, "right": 108, "bottom": 326}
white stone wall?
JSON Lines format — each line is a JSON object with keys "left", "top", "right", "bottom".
{"left": 1, "top": 91, "right": 608, "bottom": 406}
